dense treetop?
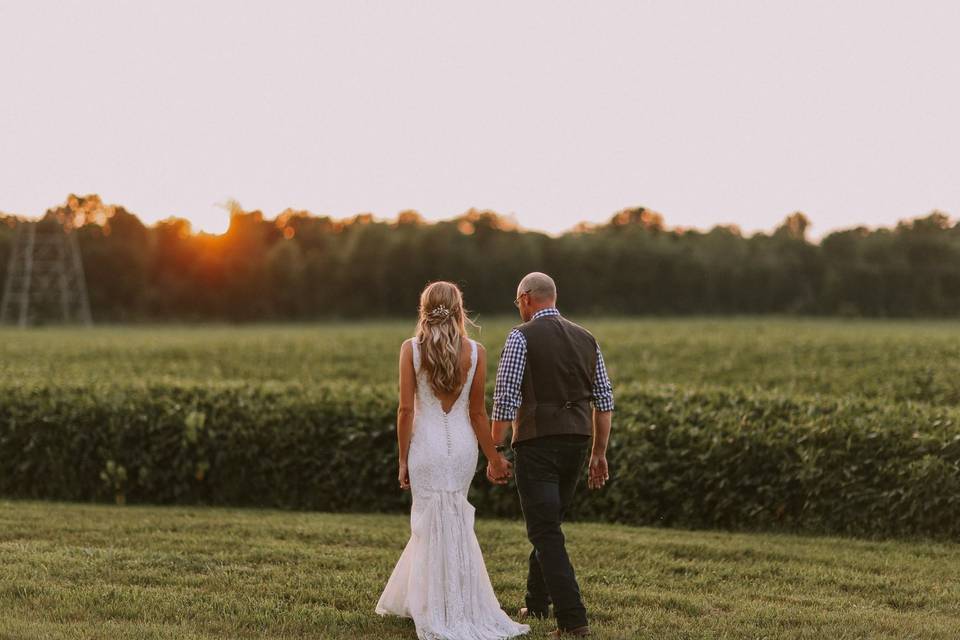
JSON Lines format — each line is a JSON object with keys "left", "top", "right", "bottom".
{"left": 1, "top": 194, "right": 957, "bottom": 320}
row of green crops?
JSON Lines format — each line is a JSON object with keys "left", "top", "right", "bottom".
{"left": 4, "top": 319, "right": 960, "bottom": 405}
{"left": 3, "top": 381, "right": 958, "bottom": 539}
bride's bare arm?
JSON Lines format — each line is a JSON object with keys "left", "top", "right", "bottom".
{"left": 396, "top": 339, "right": 416, "bottom": 489}
{"left": 467, "top": 344, "right": 499, "bottom": 461}
{"left": 469, "top": 344, "right": 512, "bottom": 481}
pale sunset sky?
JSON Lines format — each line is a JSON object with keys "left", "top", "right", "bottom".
{"left": 0, "top": 1, "right": 957, "bottom": 237}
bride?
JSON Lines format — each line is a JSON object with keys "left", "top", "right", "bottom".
{"left": 376, "top": 281, "right": 530, "bottom": 640}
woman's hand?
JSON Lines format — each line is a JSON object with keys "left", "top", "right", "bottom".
{"left": 486, "top": 453, "right": 512, "bottom": 485}
{"left": 398, "top": 460, "right": 410, "bottom": 490}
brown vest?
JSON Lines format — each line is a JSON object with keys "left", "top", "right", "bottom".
{"left": 512, "top": 313, "right": 597, "bottom": 444}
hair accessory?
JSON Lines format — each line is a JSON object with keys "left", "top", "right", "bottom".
{"left": 427, "top": 304, "right": 451, "bottom": 320}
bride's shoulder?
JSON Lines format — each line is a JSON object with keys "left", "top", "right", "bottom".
{"left": 400, "top": 337, "right": 419, "bottom": 355}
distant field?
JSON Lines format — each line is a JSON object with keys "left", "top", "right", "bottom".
{"left": 3, "top": 318, "right": 960, "bottom": 538}
{"left": 3, "top": 317, "right": 960, "bottom": 404}
{"left": 2, "top": 500, "right": 959, "bottom": 640}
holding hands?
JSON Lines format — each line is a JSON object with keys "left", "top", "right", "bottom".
{"left": 486, "top": 452, "right": 512, "bottom": 485}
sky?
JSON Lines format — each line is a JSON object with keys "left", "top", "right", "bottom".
{"left": 0, "top": 1, "right": 957, "bottom": 237}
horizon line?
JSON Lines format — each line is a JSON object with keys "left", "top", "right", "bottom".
{"left": 1, "top": 194, "right": 954, "bottom": 242}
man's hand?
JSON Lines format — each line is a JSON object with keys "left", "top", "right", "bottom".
{"left": 398, "top": 461, "right": 410, "bottom": 490}
{"left": 587, "top": 453, "right": 609, "bottom": 490}
{"left": 486, "top": 453, "right": 512, "bottom": 486}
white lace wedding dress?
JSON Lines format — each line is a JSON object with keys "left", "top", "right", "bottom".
{"left": 376, "top": 338, "right": 530, "bottom": 640}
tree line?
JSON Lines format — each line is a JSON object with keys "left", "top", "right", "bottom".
{"left": 1, "top": 194, "right": 958, "bottom": 321}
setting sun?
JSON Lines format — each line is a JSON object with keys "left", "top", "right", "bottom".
{"left": 193, "top": 209, "right": 230, "bottom": 235}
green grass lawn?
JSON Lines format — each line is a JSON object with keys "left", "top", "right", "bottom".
{"left": 1, "top": 501, "right": 958, "bottom": 640}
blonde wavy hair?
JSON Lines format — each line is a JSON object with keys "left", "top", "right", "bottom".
{"left": 415, "top": 281, "right": 477, "bottom": 396}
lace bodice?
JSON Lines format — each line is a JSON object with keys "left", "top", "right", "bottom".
{"left": 407, "top": 338, "right": 480, "bottom": 492}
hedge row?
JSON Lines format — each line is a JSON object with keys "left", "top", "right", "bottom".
{"left": 2, "top": 381, "right": 959, "bottom": 539}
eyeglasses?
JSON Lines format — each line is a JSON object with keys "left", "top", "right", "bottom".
{"left": 513, "top": 289, "right": 531, "bottom": 307}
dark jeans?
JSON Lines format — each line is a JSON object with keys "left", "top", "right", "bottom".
{"left": 513, "top": 434, "right": 591, "bottom": 631}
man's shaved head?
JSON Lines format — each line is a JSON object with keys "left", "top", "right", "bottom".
{"left": 517, "top": 272, "right": 557, "bottom": 304}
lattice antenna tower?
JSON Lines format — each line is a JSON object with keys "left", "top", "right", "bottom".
{"left": 0, "top": 207, "right": 93, "bottom": 327}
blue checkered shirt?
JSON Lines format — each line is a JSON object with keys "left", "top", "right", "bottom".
{"left": 491, "top": 308, "right": 614, "bottom": 421}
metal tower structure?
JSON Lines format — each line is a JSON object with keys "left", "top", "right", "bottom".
{"left": 0, "top": 217, "right": 93, "bottom": 327}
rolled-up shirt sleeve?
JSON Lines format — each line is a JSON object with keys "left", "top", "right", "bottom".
{"left": 592, "top": 342, "right": 615, "bottom": 412}
{"left": 491, "top": 329, "right": 527, "bottom": 421}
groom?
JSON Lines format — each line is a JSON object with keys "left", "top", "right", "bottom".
{"left": 488, "top": 272, "right": 614, "bottom": 638}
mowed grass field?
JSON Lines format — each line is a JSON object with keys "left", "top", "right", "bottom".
{"left": 2, "top": 501, "right": 959, "bottom": 640}
{"left": 2, "top": 318, "right": 960, "bottom": 638}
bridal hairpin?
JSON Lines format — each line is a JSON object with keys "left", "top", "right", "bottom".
{"left": 427, "top": 304, "right": 451, "bottom": 320}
